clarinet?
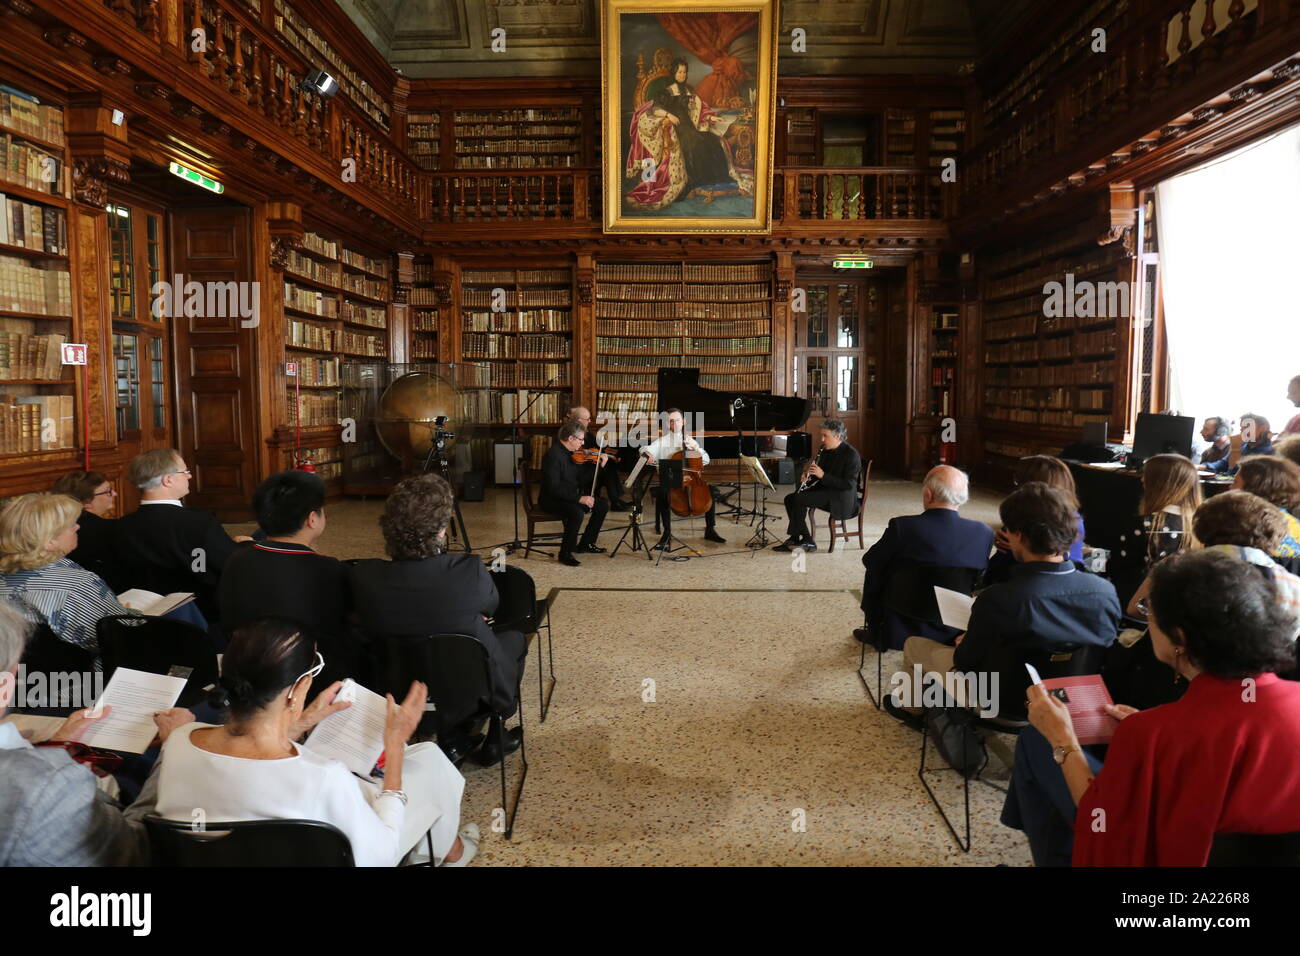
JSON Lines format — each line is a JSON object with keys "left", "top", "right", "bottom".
{"left": 798, "top": 446, "right": 823, "bottom": 492}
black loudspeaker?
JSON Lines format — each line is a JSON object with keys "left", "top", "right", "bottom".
{"left": 786, "top": 431, "right": 813, "bottom": 460}
{"left": 774, "top": 458, "right": 796, "bottom": 484}
{"left": 461, "top": 471, "right": 485, "bottom": 501}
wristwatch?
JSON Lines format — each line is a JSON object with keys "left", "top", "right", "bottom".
{"left": 1053, "top": 745, "right": 1079, "bottom": 765}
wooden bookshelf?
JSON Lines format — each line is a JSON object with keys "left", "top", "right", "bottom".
{"left": 273, "top": 0, "right": 392, "bottom": 132}
{"left": 595, "top": 260, "right": 773, "bottom": 417}
{"left": 978, "top": 207, "right": 1132, "bottom": 474}
{"left": 407, "top": 111, "right": 440, "bottom": 171}
{"left": 282, "top": 228, "right": 392, "bottom": 482}
{"left": 453, "top": 108, "right": 582, "bottom": 170}
{"left": 458, "top": 266, "right": 573, "bottom": 425}
{"left": 929, "top": 307, "right": 958, "bottom": 417}
{"left": 784, "top": 107, "right": 817, "bottom": 166}
{"left": 409, "top": 257, "right": 438, "bottom": 361}
{"left": 0, "top": 81, "right": 75, "bottom": 456}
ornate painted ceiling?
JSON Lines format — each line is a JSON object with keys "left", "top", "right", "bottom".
{"left": 335, "top": 0, "right": 1037, "bottom": 79}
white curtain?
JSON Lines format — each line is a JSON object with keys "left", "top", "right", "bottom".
{"left": 1155, "top": 123, "right": 1300, "bottom": 436}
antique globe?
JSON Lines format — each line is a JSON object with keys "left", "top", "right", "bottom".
{"left": 374, "top": 371, "right": 465, "bottom": 461}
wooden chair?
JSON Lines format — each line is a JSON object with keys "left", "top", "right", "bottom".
{"left": 520, "top": 466, "right": 565, "bottom": 559}
{"left": 807, "top": 459, "right": 872, "bottom": 552}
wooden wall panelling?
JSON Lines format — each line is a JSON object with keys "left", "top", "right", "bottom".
{"left": 169, "top": 204, "right": 258, "bottom": 518}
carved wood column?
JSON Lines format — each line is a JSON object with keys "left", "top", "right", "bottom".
{"left": 65, "top": 96, "right": 132, "bottom": 456}
{"left": 433, "top": 256, "right": 457, "bottom": 364}
{"left": 575, "top": 252, "right": 594, "bottom": 412}
{"left": 773, "top": 250, "right": 794, "bottom": 396}
{"left": 391, "top": 250, "right": 414, "bottom": 364}
{"left": 263, "top": 200, "right": 304, "bottom": 475}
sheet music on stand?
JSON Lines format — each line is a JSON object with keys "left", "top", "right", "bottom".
{"left": 624, "top": 453, "right": 650, "bottom": 490}
{"left": 741, "top": 455, "right": 775, "bottom": 491}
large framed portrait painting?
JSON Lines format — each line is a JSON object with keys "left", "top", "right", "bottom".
{"left": 601, "top": 0, "right": 778, "bottom": 234}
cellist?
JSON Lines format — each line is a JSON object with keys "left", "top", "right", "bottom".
{"left": 640, "top": 407, "right": 727, "bottom": 549}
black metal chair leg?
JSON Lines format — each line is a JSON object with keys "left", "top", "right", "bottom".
{"left": 917, "top": 712, "right": 973, "bottom": 853}
{"left": 501, "top": 682, "right": 529, "bottom": 841}
{"left": 856, "top": 638, "right": 883, "bottom": 709}
{"left": 535, "top": 599, "right": 557, "bottom": 723}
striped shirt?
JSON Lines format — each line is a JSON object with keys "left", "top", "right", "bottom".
{"left": 0, "top": 558, "right": 133, "bottom": 661}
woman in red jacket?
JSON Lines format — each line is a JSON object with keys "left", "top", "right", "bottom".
{"left": 1027, "top": 548, "right": 1300, "bottom": 866}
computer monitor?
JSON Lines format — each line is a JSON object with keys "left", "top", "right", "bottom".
{"left": 1131, "top": 412, "right": 1195, "bottom": 463}
{"left": 1081, "top": 421, "right": 1108, "bottom": 446}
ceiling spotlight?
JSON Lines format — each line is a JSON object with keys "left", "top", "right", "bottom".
{"left": 301, "top": 69, "right": 339, "bottom": 98}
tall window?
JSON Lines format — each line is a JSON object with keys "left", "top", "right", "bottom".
{"left": 1153, "top": 123, "right": 1300, "bottom": 434}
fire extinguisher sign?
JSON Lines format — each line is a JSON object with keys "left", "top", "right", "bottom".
{"left": 285, "top": 362, "right": 298, "bottom": 377}
{"left": 61, "top": 343, "right": 89, "bottom": 365}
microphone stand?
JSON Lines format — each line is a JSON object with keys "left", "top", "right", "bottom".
{"left": 499, "top": 374, "right": 560, "bottom": 555}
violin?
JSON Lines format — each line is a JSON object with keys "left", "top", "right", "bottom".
{"left": 571, "top": 449, "right": 614, "bottom": 467}
{"left": 668, "top": 438, "right": 713, "bottom": 519}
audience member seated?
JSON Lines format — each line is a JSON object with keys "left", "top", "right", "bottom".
{"left": 1204, "top": 413, "right": 1275, "bottom": 475}
{"left": 51, "top": 470, "right": 117, "bottom": 584}
{"left": 349, "top": 473, "right": 530, "bottom": 768}
{"left": 856, "top": 465, "right": 993, "bottom": 651}
{"left": 985, "top": 456, "right": 1085, "bottom": 585}
{"left": 127, "top": 617, "right": 478, "bottom": 866}
{"left": 1106, "top": 454, "right": 1201, "bottom": 609}
{"left": 1003, "top": 550, "right": 1300, "bottom": 866}
{"left": 1277, "top": 434, "right": 1300, "bottom": 468}
{"left": 112, "top": 448, "right": 251, "bottom": 624}
{"left": 1231, "top": 456, "right": 1300, "bottom": 559}
{"left": 887, "top": 483, "right": 1119, "bottom": 728}
{"left": 219, "top": 470, "right": 360, "bottom": 691}
{"left": 1194, "top": 416, "right": 1232, "bottom": 468}
{"left": 0, "top": 599, "right": 191, "bottom": 865}
{"left": 0, "top": 493, "right": 134, "bottom": 663}
{"left": 1282, "top": 374, "right": 1300, "bottom": 438}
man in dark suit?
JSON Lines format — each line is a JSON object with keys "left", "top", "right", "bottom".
{"left": 858, "top": 465, "right": 995, "bottom": 651}
{"left": 566, "top": 403, "right": 630, "bottom": 510}
{"left": 539, "top": 420, "right": 609, "bottom": 566}
{"left": 219, "top": 470, "right": 359, "bottom": 692}
{"left": 885, "top": 482, "right": 1119, "bottom": 728}
{"left": 112, "top": 448, "right": 250, "bottom": 623}
{"left": 773, "top": 419, "right": 862, "bottom": 552}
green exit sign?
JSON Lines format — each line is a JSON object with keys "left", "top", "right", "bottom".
{"left": 832, "top": 258, "right": 874, "bottom": 270}
{"left": 169, "top": 161, "right": 225, "bottom": 194}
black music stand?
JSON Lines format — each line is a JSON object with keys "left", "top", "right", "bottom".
{"left": 490, "top": 378, "right": 557, "bottom": 555}
{"left": 653, "top": 459, "right": 699, "bottom": 564}
{"left": 610, "top": 468, "right": 654, "bottom": 561}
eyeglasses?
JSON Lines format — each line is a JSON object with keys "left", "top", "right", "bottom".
{"left": 92, "top": 489, "right": 116, "bottom": 498}
{"left": 287, "top": 650, "right": 325, "bottom": 704}
{"left": 166, "top": 469, "right": 192, "bottom": 478}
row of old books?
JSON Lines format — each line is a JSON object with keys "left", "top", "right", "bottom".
{"left": 0, "top": 86, "right": 64, "bottom": 147}
{"left": 0, "top": 194, "right": 67, "bottom": 254}
{"left": 595, "top": 301, "right": 770, "bottom": 320}
{"left": 339, "top": 330, "right": 386, "bottom": 357}
{"left": 0, "top": 255, "right": 71, "bottom": 315}
{"left": 599, "top": 353, "right": 769, "bottom": 372}
{"left": 462, "top": 309, "right": 571, "bottom": 332}
{"left": 284, "top": 282, "right": 339, "bottom": 319}
{"left": 288, "top": 355, "right": 339, "bottom": 387}
{"left": 596, "top": 334, "right": 771, "bottom": 354}
{"left": 340, "top": 301, "right": 386, "bottom": 328}
{"left": 597, "top": 319, "right": 770, "bottom": 338}
{"left": 1, "top": 133, "right": 63, "bottom": 195}
{"left": 0, "top": 393, "right": 73, "bottom": 452}
{"left": 458, "top": 388, "right": 562, "bottom": 425}
{"left": 462, "top": 289, "right": 571, "bottom": 308}
{"left": 0, "top": 322, "right": 65, "bottom": 379}
{"left": 287, "top": 390, "right": 340, "bottom": 427}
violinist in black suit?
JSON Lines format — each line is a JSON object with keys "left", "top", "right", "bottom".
{"left": 566, "top": 403, "right": 630, "bottom": 511}
{"left": 539, "top": 421, "right": 609, "bottom": 567}
{"left": 773, "top": 419, "right": 862, "bottom": 553}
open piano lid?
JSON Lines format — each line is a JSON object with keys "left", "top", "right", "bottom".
{"left": 657, "top": 367, "right": 810, "bottom": 432}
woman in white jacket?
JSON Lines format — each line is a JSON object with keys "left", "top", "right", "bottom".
{"left": 131, "top": 617, "right": 478, "bottom": 866}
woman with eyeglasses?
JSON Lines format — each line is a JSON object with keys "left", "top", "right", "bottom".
{"left": 130, "top": 617, "right": 479, "bottom": 866}
{"left": 0, "top": 492, "right": 135, "bottom": 664}
{"left": 52, "top": 470, "right": 117, "bottom": 583}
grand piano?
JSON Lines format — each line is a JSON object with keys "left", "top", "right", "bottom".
{"left": 596, "top": 368, "right": 812, "bottom": 484}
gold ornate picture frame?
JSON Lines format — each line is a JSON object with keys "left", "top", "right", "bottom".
{"left": 600, "top": 0, "right": 779, "bottom": 234}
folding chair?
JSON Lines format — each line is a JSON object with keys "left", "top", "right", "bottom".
{"left": 371, "top": 631, "right": 528, "bottom": 839}
{"left": 918, "top": 642, "right": 1106, "bottom": 853}
{"left": 144, "top": 815, "right": 356, "bottom": 866}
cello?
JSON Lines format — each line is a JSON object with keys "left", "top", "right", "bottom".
{"left": 669, "top": 436, "right": 714, "bottom": 518}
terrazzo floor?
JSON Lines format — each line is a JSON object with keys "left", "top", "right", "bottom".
{"left": 228, "top": 476, "right": 1033, "bottom": 866}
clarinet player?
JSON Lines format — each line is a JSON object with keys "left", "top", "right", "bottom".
{"left": 773, "top": 419, "right": 862, "bottom": 552}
